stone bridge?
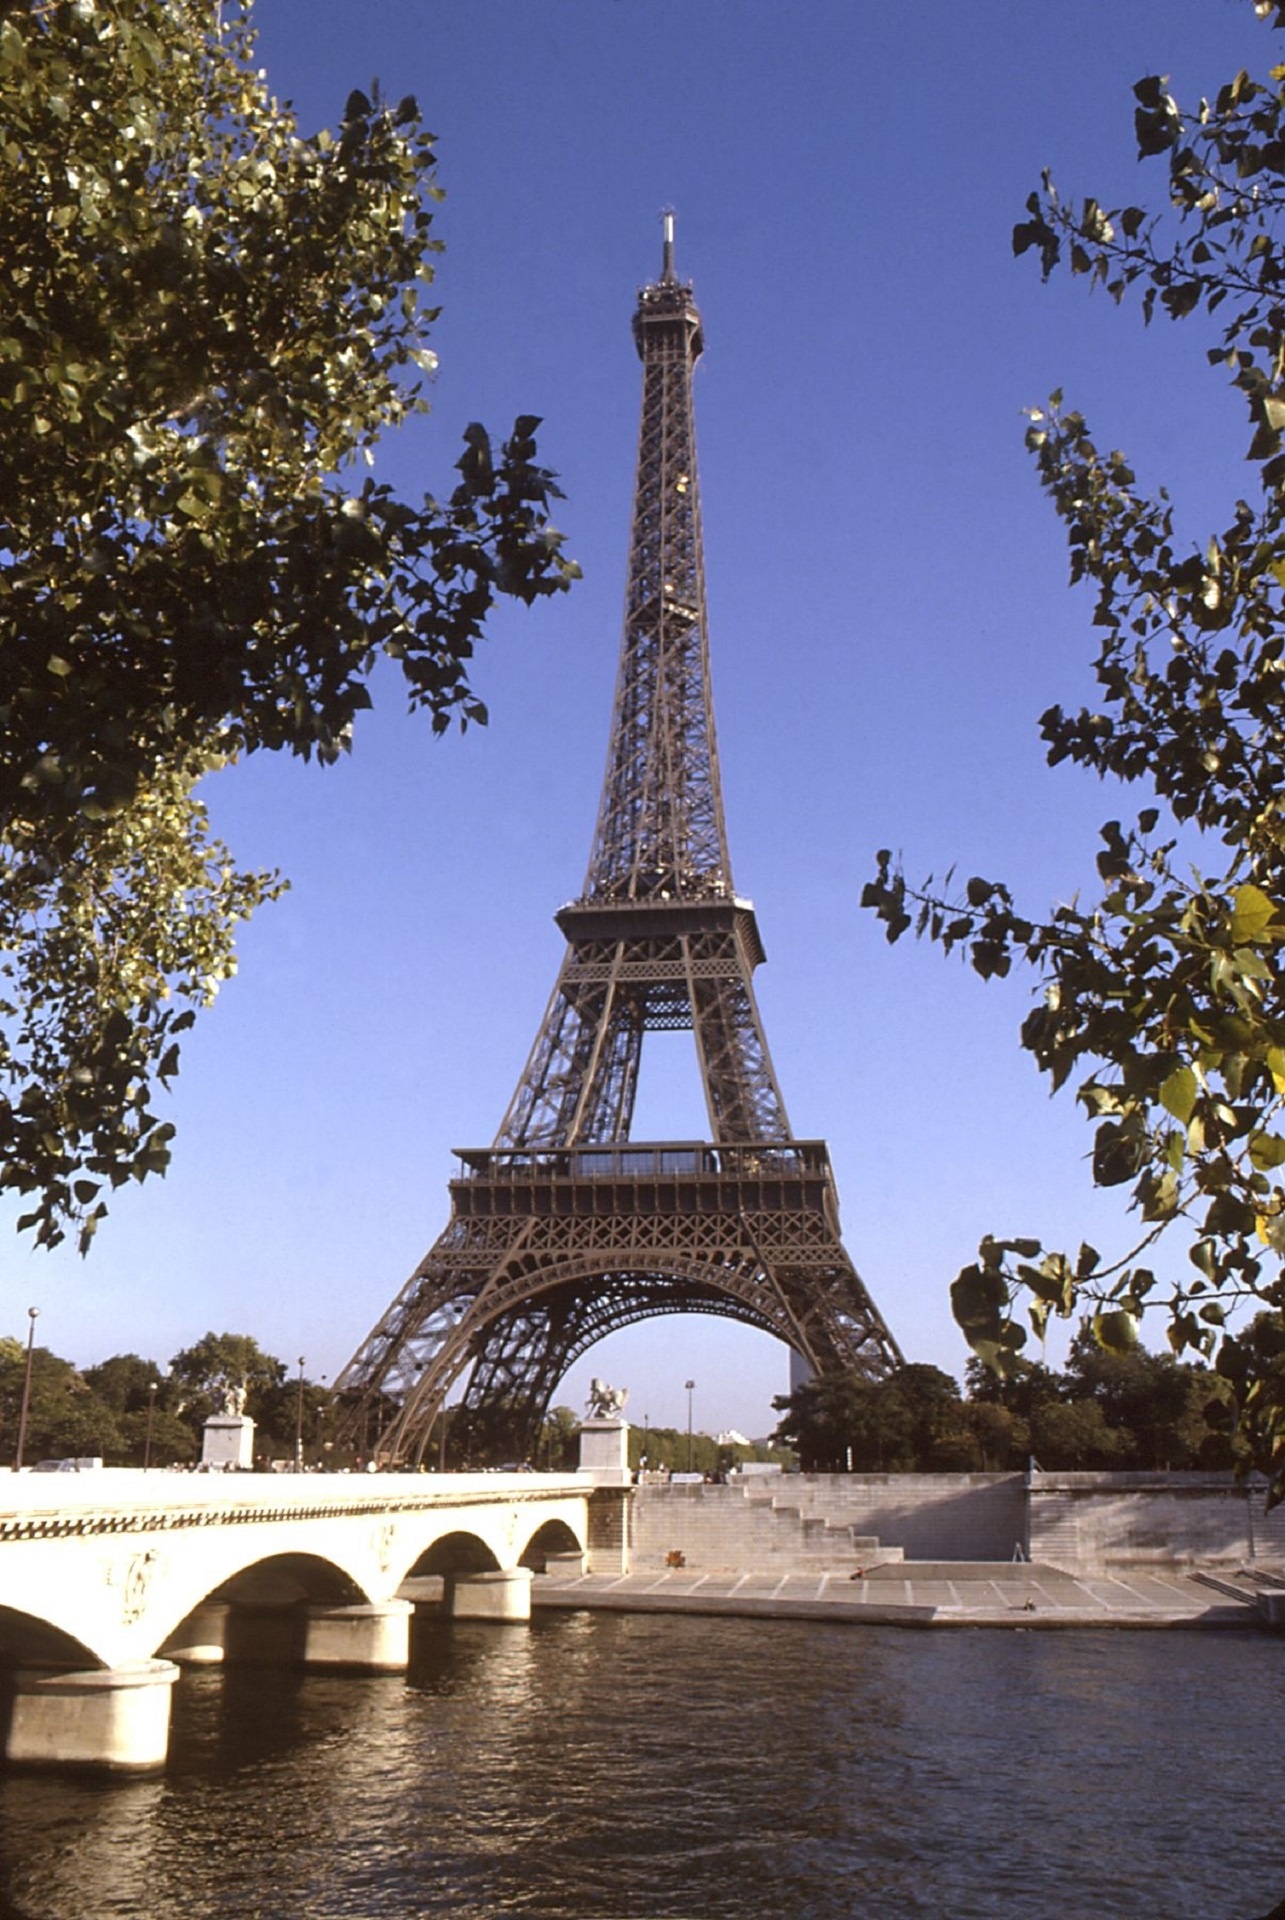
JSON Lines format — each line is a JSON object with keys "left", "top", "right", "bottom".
{"left": 0, "top": 1468, "right": 625, "bottom": 1774}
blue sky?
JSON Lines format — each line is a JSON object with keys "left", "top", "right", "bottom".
{"left": 6, "top": 0, "right": 1276, "bottom": 1438}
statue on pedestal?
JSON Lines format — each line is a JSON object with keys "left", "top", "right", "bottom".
{"left": 585, "top": 1379, "right": 628, "bottom": 1421}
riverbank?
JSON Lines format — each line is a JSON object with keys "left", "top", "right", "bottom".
{"left": 532, "top": 1559, "right": 1278, "bottom": 1629}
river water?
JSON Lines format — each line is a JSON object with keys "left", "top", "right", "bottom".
{"left": 0, "top": 1613, "right": 1279, "bottom": 1920}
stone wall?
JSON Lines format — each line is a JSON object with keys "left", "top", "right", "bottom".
{"left": 630, "top": 1473, "right": 1027, "bottom": 1571}
{"left": 626, "top": 1471, "right": 1285, "bottom": 1572}
{"left": 585, "top": 1486, "right": 631, "bottom": 1574}
{"left": 1028, "top": 1471, "right": 1285, "bottom": 1569}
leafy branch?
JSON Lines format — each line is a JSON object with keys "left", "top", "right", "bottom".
{"left": 865, "top": 4, "right": 1285, "bottom": 1499}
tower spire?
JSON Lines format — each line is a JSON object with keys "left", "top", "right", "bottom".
{"left": 661, "top": 206, "right": 676, "bottom": 281}
{"left": 332, "top": 230, "right": 901, "bottom": 1467}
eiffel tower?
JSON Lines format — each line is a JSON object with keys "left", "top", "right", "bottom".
{"left": 335, "top": 216, "right": 901, "bottom": 1465}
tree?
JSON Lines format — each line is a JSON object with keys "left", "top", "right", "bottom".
{"left": 773, "top": 1363, "right": 978, "bottom": 1472}
{"left": 773, "top": 1370, "right": 881, "bottom": 1471}
{"left": 0, "top": 1339, "right": 123, "bottom": 1462}
{"left": 168, "top": 1330, "right": 285, "bottom": 1449}
{"left": 964, "top": 1398, "right": 1029, "bottom": 1473}
{"left": 81, "top": 1351, "right": 163, "bottom": 1416}
{"left": 1029, "top": 1398, "right": 1132, "bottom": 1473}
{"left": 0, "top": 0, "right": 577, "bottom": 1252}
{"left": 539, "top": 1406, "right": 581, "bottom": 1471}
{"left": 81, "top": 1350, "right": 198, "bottom": 1464}
{"left": 1062, "top": 1327, "right": 1218, "bottom": 1470}
{"left": 863, "top": 3, "right": 1285, "bottom": 1498}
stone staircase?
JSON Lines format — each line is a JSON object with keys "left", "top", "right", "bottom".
{"left": 630, "top": 1480, "right": 903, "bottom": 1574}
{"left": 1193, "top": 1563, "right": 1285, "bottom": 1628}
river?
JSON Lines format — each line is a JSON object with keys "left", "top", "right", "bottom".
{"left": 0, "top": 1613, "right": 1279, "bottom": 1919}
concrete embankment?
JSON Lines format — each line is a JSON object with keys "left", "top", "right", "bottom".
{"left": 539, "top": 1474, "right": 1285, "bottom": 1629}
{"left": 532, "top": 1561, "right": 1272, "bottom": 1630}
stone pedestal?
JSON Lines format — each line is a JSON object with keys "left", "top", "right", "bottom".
{"left": 577, "top": 1417, "right": 631, "bottom": 1485}
{"left": 201, "top": 1414, "right": 254, "bottom": 1470}
{"left": 301, "top": 1601, "right": 411, "bottom": 1671}
{"left": 4, "top": 1659, "right": 179, "bottom": 1773}
{"left": 450, "top": 1568, "right": 533, "bottom": 1622}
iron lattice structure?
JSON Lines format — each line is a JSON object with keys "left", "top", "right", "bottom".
{"left": 336, "top": 218, "right": 901, "bottom": 1464}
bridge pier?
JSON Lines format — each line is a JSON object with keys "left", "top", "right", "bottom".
{"left": 166, "top": 1599, "right": 413, "bottom": 1672}
{"left": 450, "top": 1568, "right": 533, "bottom": 1622}
{"left": 162, "top": 1600, "right": 231, "bottom": 1665}
{"left": 3, "top": 1659, "right": 179, "bottom": 1774}
{"left": 302, "top": 1601, "right": 411, "bottom": 1670}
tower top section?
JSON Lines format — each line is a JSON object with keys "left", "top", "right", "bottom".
{"left": 583, "top": 214, "right": 729, "bottom": 907}
{"left": 633, "top": 209, "right": 704, "bottom": 362}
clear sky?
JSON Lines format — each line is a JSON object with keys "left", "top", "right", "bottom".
{"left": 5, "top": 0, "right": 1275, "bottom": 1439}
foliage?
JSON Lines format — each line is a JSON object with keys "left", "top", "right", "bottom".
{"left": 0, "top": 1330, "right": 338, "bottom": 1465}
{"left": 0, "top": 1338, "right": 123, "bottom": 1462}
{"left": 0, "top": 0, "right": 577, "bottom": 1250}
{"left": 81, "top": 1350, "right": 163, "bottom": 1414}
{"left": 774, "top": 1347, "right": 1225, "bottom": 1476}
{"left": 628, "top": 1425, "right": 790, "bottom": 1476}
{"left": 82, "top": 1348, "right": 194, "bottom": 1459}
{"left": 773, "top": 1364, "right": 978, "bottom": 1473}
{"left": 2, "top": 759, "right": 280, "bottom": 1252}
{"left": 168, "top": 1329, "right": 285, "bottom": 1431}
{"left": 862, "top": 7, "right": 1285, "bottom": 1501}
{"left": 538, "top": 1405, "right": 581, "bottom": 1471}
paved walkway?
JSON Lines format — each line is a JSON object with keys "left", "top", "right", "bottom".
{"left": 532, "top": 1561, "right": 1275, "bottom": 1629}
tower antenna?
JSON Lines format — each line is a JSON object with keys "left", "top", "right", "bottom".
{"left": 661, "top": 207, "right": 676, "bottom": 281}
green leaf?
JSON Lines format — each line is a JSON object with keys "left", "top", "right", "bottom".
{"left": 1248, "top": 1131, "right": 1285, "bottom": 1171}
{"left": 950, "top": 1262, "right": 1007, "bottom": 1336}
{"left": 1093, "top": 1309, "right": 1140, "bottom": 1353}
{"left": 1230, "top": 883, "right": 1278, "bottom": 946}
{"left": 1158, "top": 1065, "right": 1198, "bottom": 1124}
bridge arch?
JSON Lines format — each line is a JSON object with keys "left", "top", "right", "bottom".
{"left": 0, "top": 1605, "right": 100, "bottom": 1672}
{"left": 208, "top": 1551, "right": 369, "bottom": 1610}
{"left": 519, "top": 1517, "right": 582, "bottom": 1571}
{"left": 403, "top": 1529, "right": 502, "bottom": 1578}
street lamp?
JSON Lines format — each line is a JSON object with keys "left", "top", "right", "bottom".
{"left": 295, "top": 1356, "right": 306, "bottom": 1472}
{"left": 144, "top": 1380, "right": 158, "bottom": 1471}
{"left": 15, "top": 1308, "right": 40, "bottom": 1471}
{"left": 685, "top": 1378, "right": 696, "bottom": 1475}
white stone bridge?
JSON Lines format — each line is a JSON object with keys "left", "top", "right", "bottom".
{"left": 0, "top": 1468, "right": 625, "bottom": 1774}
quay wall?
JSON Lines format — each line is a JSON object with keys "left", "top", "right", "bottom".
{"left": 627, "top": 1471, "right": 1285, "bottom": 1572}
{"left": 1028, "top": 1471, "right": 1285, "bottom": 1568}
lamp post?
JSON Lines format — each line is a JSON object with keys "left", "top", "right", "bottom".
{"left": 685, "top": 1379, "right": 696, "bottom": 1475}
{"left": 295, "top": 1356, "right": 306, "bottom": 1472}
{"left": 144, "top": 1379, "right": 158, "bottom": 1470}
{"left": 14, "top": 1308, "right": 39, "bottom": 1471}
